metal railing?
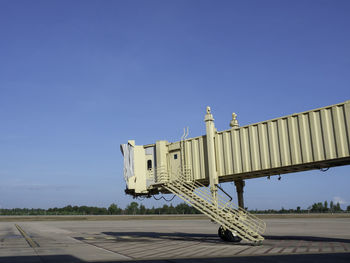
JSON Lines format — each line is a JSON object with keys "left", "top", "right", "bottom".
{"left": 155, "top": 166, "right": 169, "bottom": 183}
{"left": 163, "top": 167, "right": 266, "bottom": 242}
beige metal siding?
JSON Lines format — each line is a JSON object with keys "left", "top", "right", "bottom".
{"left": 309, "top": 111, "right": 324, "bottom": 162}
{"left": 287, "top": 116, "right": 302, "bottom": 165}
{"left": 191, "top": 138, "right": 201, "bottom": 180}
{"left": 215, "top": 133, "right": 225, "bottom": 176}
{"left": 298, "top": 113, "right": 313, "bottom": 163}
{"left": 186, "top": 136, "right": 208, "bottom": 180}
{"left": 258, "top": 123, "right": 270, "bottom": 169}
{"left": 231, "top": 129, "right": 243, "bottom": 174}
{"left": 332, "top": 105, "right": 349, "bottom": 158}
{"left": 240, "top": 127, "right": 251, "bottom": 173}
{"left": 223, "top": 131, "right": 233, "bottom": 175}
{"left": 249, "top": 125, "right": 261, "bottom": 171}
{"left": 169, "top": 101, "right": 350, "bottom": 181}
{"left": 345, "top": 102, "right": 350, "bottom": 152}
{"left": 184, "top": 140, "right": 192, "bottom": 174}
{"left": 278, "top": 118, "right": 291, "bottom": 166}
{"left": 321, "top": 108, "right": 337, "bottom": 159}
{"left": 268, "top": 120, "right": 281, "bottom": 168}
{"left": 197, "top": 136, "right": 209, "bottom": 180}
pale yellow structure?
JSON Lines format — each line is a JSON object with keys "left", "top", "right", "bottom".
{"left": 120, "top": 100, "right": 350, "bottom": 243}
{"left": 122, "top": 100, "right": 350, "bottom": 193}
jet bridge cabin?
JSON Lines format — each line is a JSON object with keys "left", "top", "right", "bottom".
{"left": 121, "top": 100, "right": 350, "bottom": 196}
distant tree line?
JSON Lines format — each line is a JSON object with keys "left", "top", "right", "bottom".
{"left": 0, "top": 202, "right": 200, "bottom": 216}
{"left": 0, "top": 201, "right": 349, "bottom": 216}
{"left": 250, "top": 200, "right": 347, "bottom": 214}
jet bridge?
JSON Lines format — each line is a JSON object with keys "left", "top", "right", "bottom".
{"left": 120, "top": 100, "right": 350, "bottom": 243}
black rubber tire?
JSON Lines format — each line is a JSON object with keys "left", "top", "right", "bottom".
{"left": 224, "top": 229, "right": 242, "bottom": 242}
{"left": 218, "top": 226, "right": 228, "bottom": 241}
{"left": 218, "top": 226, "right": 242, "bottom": 242}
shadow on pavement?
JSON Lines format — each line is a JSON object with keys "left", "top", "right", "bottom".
{"left": 102, "top": 231, "right": 222, "bottom": 243}
{"left": 264, "top": 235, "right": 350, "bottom": 243}
{"left": 0, "top": 253, "right": 350, "bottom": 263}
{"left": 103, "top": 231, "right": 350, "bottom": 245}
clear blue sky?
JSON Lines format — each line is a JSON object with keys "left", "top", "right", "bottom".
{"left": 0, "top": 0, "right": 349, "bottom": 210}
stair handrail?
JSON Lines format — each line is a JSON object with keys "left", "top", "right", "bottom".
{"left": 171, "top": 170, "right": 266, "bottom": 234}
{"left": 177, "top": 172, "right": 265, "bottom": 230}
{"left": 164, "top": 182, "right": 264, "bottom": 242}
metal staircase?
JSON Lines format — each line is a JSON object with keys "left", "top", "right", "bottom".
{"left": 157, "top": 167, "right": 266, "bottom": 243}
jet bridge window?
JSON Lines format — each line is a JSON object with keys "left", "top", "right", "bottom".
{"left": 147, "top": 160, "right": 152, "bottom": 170}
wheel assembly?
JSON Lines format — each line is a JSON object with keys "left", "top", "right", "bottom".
{"left": 218, "top": 226, "right": 242, "bottom": 242}
{"left": 218, "top": 225, "right": 228, "bottom": 241}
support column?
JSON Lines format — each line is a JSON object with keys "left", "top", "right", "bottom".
{"left": 234, "top": 179, "right": 245, "bottom": 209}
{"left": 230, "top": 112, "right": 244, "bottom": 209}
{"left": 204, "top": 106, "right": 218, "bottom": 204}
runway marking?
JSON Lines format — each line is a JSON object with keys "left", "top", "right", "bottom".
{"left": 114, "top": 240, "right": 174, "bottom": 253}
{"left": 138, "top": 241, "right": 203, "bottom": 258}
{"left": 277, "top": 246, "right": 286, "bottom": 253}
{"left": 263, "top": 246, "right": 275, "bottom": 254}
{"left": 84, "top": 237, "right": 96, "bottom": 240}
{"left": 264, "top": 240, "right": 284, "bottom": 254}
{"left": 318, "top": 242, "right": 323, "bottom": 252}
{"left": 234, "top": 246, "right": 253, "bottom": 255}
{"left": 341, "top": 243, "right": 348, "bottom": 252}
{"left": 306, "top": 241, "right": 312, "bottom": 252}
{"left": 15, "top": 224, "right": 39, "bottom": 248}
{"left": 80, "top": 239, "right": 133, "bottom": 260}
{"left": 292, "top": 240, "right": 302, "bottom": 253}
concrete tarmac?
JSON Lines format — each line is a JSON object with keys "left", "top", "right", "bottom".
{"left": 0, "top": 217, "right": 349, "bottom": 262}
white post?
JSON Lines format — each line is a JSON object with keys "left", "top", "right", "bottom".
{"left": 230, "top": 112, "right": 245, "bottom": 209}
{"left": 204, "top": 106, "right": 218, "bottom": 204}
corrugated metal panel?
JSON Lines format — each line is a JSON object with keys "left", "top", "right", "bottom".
{"left": 278, "top": 118, "right": 291, "bottom": 166}
{"left": 321, "top": 108, "right": 337, "bottom": 159}
{"left": 176, "top": 100, "right": 350, "bottom": 181}
{"left": 198, "top": 136, "right": 208, "bottom": 179}
{"left": 240, "top": 127, "right": 251, "bottom": 173}
{"left": 288, "top": 116, "right": 302, "bottom": 165}
{"left": 215, "top": 133, "right": 225, "bottom": 176}
{"left": 258, "top": 123, "right": 270, "bottom": 169}
{"left": 268, "top": 120, "right": 281, "bottom": 168}
{"left": 184, "top": 140, "right": 192, "bottom": 173}
{"left": 223, "top": 131, "right": 233, "bottom": 175}
{"left": 249, "top": 125, "right": 261, "bottom": 171}
{"left": 191, "top": 139, "right": 200, "bottom": 180}
{"left": 231, "top": 129, "right": 242, "bottom": 174}
{"left": 333, "top": 105, "right": 349, "bottom": 157}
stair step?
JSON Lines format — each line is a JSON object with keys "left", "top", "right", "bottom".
{"left": 165, "top": 181, "right": 265, "bottom": 242}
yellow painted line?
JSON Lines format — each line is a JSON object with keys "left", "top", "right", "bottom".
{"left": 105, "top": 237, "right": 117, "bottom": 240}
{"left": 84, "top": 237, "right": 95, "bottom": 240}
{"left": 15, "top": 224, "right": 39, "bottom": 248}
